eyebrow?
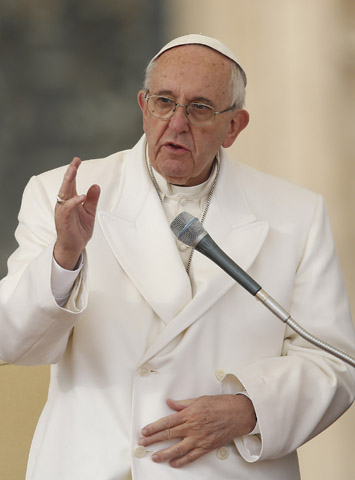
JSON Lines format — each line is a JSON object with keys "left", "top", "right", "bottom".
{"left": 154, "top": 89, "right": 214, "bottom": 106}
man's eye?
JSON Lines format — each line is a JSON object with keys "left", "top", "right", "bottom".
{"left": 190, "top": 103, "right": 211, "bottom": 111}
{"left": 157, "top": 97, "right": 174, "bottom": 105}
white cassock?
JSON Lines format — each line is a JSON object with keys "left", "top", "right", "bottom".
{"left": 0, "top": 135, "right": 354, "bottom": 479}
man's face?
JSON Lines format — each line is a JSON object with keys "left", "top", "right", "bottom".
{"left": 138, "top": 45, "right": 249, "bottom": 186}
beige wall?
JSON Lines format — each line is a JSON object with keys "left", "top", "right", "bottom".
{"left": 163, "top": 0, "right": 355, "bottom": 478}
{"left": 0, "top": 365, "right": 49, "bottom": 479}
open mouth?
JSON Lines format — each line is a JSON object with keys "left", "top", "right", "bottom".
{"left": 165, "top": 142, "right": 188, "bottom": 152}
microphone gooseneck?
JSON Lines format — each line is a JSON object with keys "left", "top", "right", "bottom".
{"left": 170, "top": 211, "right": 355, "bottom": 368}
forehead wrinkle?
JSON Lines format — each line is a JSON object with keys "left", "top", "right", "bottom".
{"left": 151, "top": 45, "right": 233, "bottom": 107}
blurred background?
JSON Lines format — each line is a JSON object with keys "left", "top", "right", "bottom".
{"left": 0, "top": 0, "right": 354, "bottom": 478}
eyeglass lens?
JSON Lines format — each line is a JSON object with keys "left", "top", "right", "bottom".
{"left": 148, "top": 96, "right": 215, "bottom": 125}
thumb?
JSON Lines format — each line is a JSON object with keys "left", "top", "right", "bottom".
{"left": 83, "top": 184, "right": 101, "bottom": 215}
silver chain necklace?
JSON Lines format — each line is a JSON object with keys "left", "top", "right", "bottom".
{"left": 148, "top": 156, "right": 220, "bottom": 274}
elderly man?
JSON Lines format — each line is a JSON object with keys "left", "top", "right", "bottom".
{"left": 0, "top": 34, "right": 354, "bottom": 480}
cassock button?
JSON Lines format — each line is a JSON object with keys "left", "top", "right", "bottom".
{"left": 215, "top": 369, "right": 226, "bottom": 382}
{"left": 134, "top": 446, "right": 147, "bottom": 458}
{"left": 138, "top": 365, "right": 151, "bottom": 377}
{"left": 217, "top": 446, "right": 229, "bottom": 460}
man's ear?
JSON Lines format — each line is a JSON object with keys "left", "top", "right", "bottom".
{"left": 137, "top": 90, "right": 148, "bottom": 131}
{"left": 222, "top": 109, "right": 249, "bottom": 148}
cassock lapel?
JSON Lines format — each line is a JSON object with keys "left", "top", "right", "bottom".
{"left": 98, "top": 137, "right": 192, "bottom": 323}
{"left": 139, "top": 149, "right": 269, "bottom": 363}
{"left": 98, "top": 137, "right": 269, "bottom": 362}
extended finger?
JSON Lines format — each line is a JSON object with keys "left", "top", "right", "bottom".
{"left": 169, "top": 447, "right": 208, "bottom": 468}
{"left": 141, "top": 411, "right": 184, "bottom": 438}
{"left": 151, "top": 438, "right": 194, "bottom": 464}
{"left": 138, "top": 421, "right": 186, "bottom": 447}
{"left": 57, "top": 157, "right": 81, "bottom": 201}
{"left": 167, "top": 398, "right": 195, "bottom": 412}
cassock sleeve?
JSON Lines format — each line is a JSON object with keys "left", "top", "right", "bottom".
{"left": 0, "top": 174, "right": 88, "bottom": 365}
{"left": 220, "top": 195, "right": 355, "bottom": 461}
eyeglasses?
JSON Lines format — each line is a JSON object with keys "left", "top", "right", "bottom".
{"left": 144, "top": 93, "right": 237, "bottom": 126}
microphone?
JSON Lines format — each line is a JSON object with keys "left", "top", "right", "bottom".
{"left": 170, "top": 211, "right": 261, "bottom": 295}
{"left": 170, "top": 211, "right": 355, "bottom": 368}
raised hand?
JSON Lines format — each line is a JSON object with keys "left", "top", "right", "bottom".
{"left": 54, "top": 157, "right": 101, "bottom": 270}
{"left": 138, "top": 394, "right": 256, "bottom": 468}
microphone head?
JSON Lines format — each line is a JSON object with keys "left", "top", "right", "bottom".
{"left": 170, "top": 212, "right": 206, "bottom": 247}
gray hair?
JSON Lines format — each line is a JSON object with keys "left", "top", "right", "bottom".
{"left": 143, "top": 56, "right": 246, "bottom": 108}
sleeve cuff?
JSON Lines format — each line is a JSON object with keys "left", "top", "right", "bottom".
{"left": 221, "top": 373, "right": 262, "bottom": 462}
{"left": 236, "top": 391, "right": 260, "bottom": 435}
{"left": 51, "top": 254, "right": 83, "bottom": 304}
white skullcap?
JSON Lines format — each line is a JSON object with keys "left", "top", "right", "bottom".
{"left": 150, "top": 33, "right": 247, "bottom": 85}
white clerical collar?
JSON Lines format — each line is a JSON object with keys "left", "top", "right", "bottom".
{"left": 146, "top": 147, "right": 220, "bottom": 199}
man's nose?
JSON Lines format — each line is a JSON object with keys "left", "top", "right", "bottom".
{"left": 168, "top": 104, "right": 190, "bottom": 132}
